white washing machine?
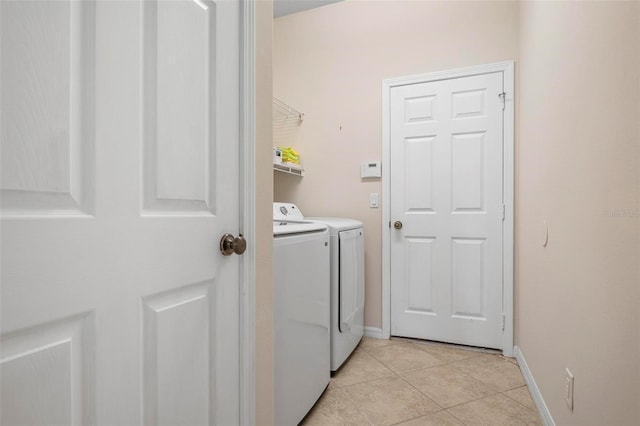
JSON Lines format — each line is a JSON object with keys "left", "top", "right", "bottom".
{"left": 273, "top": 211, "right": 330, "bottom": 426}
{"left": 273, "top": 203, "right": 365, "bottom": 372}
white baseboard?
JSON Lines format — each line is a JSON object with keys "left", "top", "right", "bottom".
{"left": 514, "top": 346, "right": 555, "bottom": 426}
{"left": 364, "top": 326, "right": 385, "bottom": 339}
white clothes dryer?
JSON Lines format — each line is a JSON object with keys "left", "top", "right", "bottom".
{"left": 273, "top": 203, "right": 365, "bottom": 372}
{"left": 307, "top": 217, "right": 364, "bottom": 372}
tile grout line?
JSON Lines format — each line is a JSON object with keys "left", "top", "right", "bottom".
{"left": 401, "top": 362, "right": 505, "bottom": 412}
{"left": 387, "top": 409, "right": 455, "bottom": 426}
{"left": 345, "top": 345, "right": 448, "bottom": 426}
{"left": 393, "top": 364, "right": 506, "bottom": 419}
{"left": 442, "top": 389, "right": 503, "bottom": 411}
{"left": 337, "top": 378, "right": 379, "bottom": 426}
{"left": 445, "top": 405, "right": 471, "bottom": 426}
{"left": 395, "top": 370, "right": 444, "bottom": 410}
{"left": 500, "top": 387, "right": 538, "bottom": 413}
{"left": 441, "top": 355, "right": 529, "bottom": 394}
{"left": 444, "top": 393, "right": 542, "bottom": 426}
{"left": 332, "top": 370, "right": 396, "bottom": 391}
{"left": 364, "top": 344, "right": 490, "bottom": 377}
{"left": 331, "top": 347, "right": 396, "bottom": 389}
{"left": 378, "top": 368, "right": 445, "bottom": 426}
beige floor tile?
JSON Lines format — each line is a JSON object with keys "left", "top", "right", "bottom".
{"left": 401, "top": 364, "right": 496, "bottom": 408}
{"left": 503, "top": 386, "right": 536, "bottom": 410}
{"left": 342, "top": 377, "right": 441, "bottom": 426}
{"left": 412, "top": 342, "right": 483, "bottom": 364}
{"left": 394, "top": 410, "right": 464, "bottom": 426}
{"left": 301, "top": 387, "right": 372, "bottom": 426}
{"left": 332, "top": 348, "right": 395, "bottom": 387}
{"left": 447, "top": 394, "right": 542, "bottom": 426}
{"left": 308, "top": 337, "right": 534, "bottom": 426}
{"left": 367, "top": 343, "right": 445, "bottom": 374}
{"left": 453, "top": 355, "right": 526, "bottom": 392}
{"left": 359, "top": 337, "right": 401, "bottom": 350}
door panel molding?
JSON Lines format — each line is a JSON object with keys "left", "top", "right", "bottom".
{"left": 142, "top": 281, "right": 213, "bottom": 426}
{"left": 0, "top": 0, "right": 96, "bottom": 217}
{"left": 382, "top": 61, "right": 514, "bottom": 356}
{"left": 0, "top": 312, "right": 95, "bottom": 426}
{"left": 141, "top": 0, "right": 217, "bottom": 216}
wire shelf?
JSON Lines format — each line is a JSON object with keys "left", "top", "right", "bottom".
{"left": 273, "top": 161, "right": 304, "bottom": 176}
{"left": 273, "top": 97, "right": 304, "bottom": 123}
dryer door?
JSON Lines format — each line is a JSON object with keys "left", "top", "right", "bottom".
{"left": 339, "top": 228, "right": 365, "bottom": 332}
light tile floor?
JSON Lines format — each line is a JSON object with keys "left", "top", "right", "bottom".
{"left": 301, "top": 337, "right": 542, "bottom": 426}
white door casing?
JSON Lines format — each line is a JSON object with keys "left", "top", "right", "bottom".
{"left": 0, "top": 0, "right": 254, "bottom": 424}
{"left": 382, "top": 62, "right": 515, "bottom": 355}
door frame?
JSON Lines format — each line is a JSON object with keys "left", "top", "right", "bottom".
{"left": 381, "top": 61, "right": 515, "bottom": 356}
{"left": 240, "top": 1, "right": 256, "bottom": 424}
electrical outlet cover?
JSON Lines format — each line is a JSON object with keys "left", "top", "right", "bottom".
{"left": 565, "top": 368, "right": 574, "bottom": 411}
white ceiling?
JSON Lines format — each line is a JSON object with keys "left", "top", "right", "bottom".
{"left": 273, "top": 0, "right": 343, "bottom": 18}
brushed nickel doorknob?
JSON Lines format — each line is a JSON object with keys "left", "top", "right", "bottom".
{"left": 220, "top": 233, "right": 247, "bottom": 256}
{"left": 393, "top": 221, "right": 403, "bottom": 230}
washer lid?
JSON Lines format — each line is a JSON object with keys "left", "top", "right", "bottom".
{"left": 305, "top": 217, "right": 363, "bottom": 231}
{"left": 273, "top": 221, "right": 327, "bottom": 236}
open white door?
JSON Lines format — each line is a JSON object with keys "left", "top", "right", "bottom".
{"left": 0, "top": 0, "right": 244, "bottom": 424}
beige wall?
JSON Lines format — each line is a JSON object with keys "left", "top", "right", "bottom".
{"left": 255, "top": 0, "right": 274, "bottom": 424}
{"left": 517, "top": 1, "right": 640, "bottom": 424}
{"left": 273, "top": 0, "right": 519, "bottom": 328}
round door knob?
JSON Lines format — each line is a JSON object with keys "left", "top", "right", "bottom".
{"left": 393, "top": 221, "right": 403, "bottom": 230}
{"left": 220, "top": 233, "right": 247, "bottom": 256}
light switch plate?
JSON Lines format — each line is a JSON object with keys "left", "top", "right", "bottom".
{"left": 370, "top": 193, "right": 379, "bottom": 208}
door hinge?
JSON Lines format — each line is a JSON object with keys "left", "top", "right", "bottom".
{"left": 498, "top": 92, "right": 506, "bottom": 110}
{"left": 502, "top": 204, "right": 506, "bottom": 221}
{"left": 501, "top": 313, "right": 505, "bottom": 331}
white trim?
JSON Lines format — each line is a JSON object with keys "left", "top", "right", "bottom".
{"left": 381, "top": 74, "right": 391, "bottom": 340}
{"left": 501, "top": 61, "right": 515, "bottom": 356}
{"left": 381, "top": 61, "right": 515, "bottom": 354}
{"left": 239, "top": 1, "right": 255, "bottom": 425}
{"left": 514, "top": 346, "right": 555, "bottom": 426}
{"left": 364, "top": 326, "right": 385, "bottom": 339}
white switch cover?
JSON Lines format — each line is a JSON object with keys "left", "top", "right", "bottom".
{"left": 370, "top": 193, "right": 379, "bottom": 208}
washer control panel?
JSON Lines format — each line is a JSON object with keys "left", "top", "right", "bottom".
{"left": 273, "top": 202, "right": 305, "bottom": 222}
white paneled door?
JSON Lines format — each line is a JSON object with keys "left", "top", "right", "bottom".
{"left": 390, "top": 72, "right": 505, "bottom": 349}
{"left": 1, "top": 0, "right": 241, "bottom": 424}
